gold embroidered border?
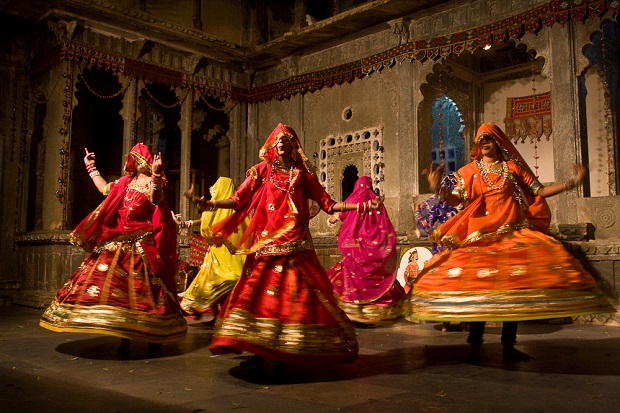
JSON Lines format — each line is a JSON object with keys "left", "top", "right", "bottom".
{"left": 93, "top": 231, "right": 154, "bottom": 253}
{"left": 214, "top": 308, "right": 357, "bottom": 355}
{"left": 40, "top": 301, "right": 187, "bottom": 343}
{"left": 254, "top": 239, "right": 313, "bottom": 257}
{"left": 403, "top": 287, "right": 615, "bottom": 322}
{"left": 337, "top": 300, "right": 402, "bottom": 324}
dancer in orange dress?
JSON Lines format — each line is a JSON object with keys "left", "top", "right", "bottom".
{"left": 188, "top": 123, "right": 382, "bottom": 369}
{"left": 402, "top": 123, "right": 614, "bottom": 362}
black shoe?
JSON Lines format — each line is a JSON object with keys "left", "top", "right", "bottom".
{"left": 117, "top": 338, "right": 131, "bottom": 358}
{"left": 147, "top": 343, "right": 163, "bottom": 356}
{"left": 272, "top": 361, "right": 287, "bottom": 376}
{"left": 467, "top": 344, "right": 481, "bottom": 364}
{"left": 503, "top": 346, "right": 530, "bottom": 362}
{"left": 239, "top": 355, "right": 264, "bottom": 368}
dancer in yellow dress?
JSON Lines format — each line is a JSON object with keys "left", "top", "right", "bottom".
{"left": 180, "top": 177, "right": 249, "bottom": 320}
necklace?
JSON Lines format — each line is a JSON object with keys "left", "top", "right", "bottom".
{"left": 477, "top": 160, "right": 507, "bottom": 191}
{"left": 273, "top": 159, "right": 292, "bottom": 171}
{"left": 269, "top": 164, "right": 295, "bottom": 193}
{"left": 124, "top": 177, "right": 151, "bottom": 206}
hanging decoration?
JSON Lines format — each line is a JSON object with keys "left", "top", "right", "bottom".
{"left": 29, "top": 1, "right": 619, "bottom": 104}
{"left": 437, "top": 71, "right": 445, "bottom": 165}
{"left": 504, "top": 91, "right": 551, "bottom": 146}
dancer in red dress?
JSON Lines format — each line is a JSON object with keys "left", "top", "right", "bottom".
{"left": 402, "top": 123, "right": 614, "bottom": 362}
{"left": 188, "top": 123, "right": 382, "bottom": 368}
{"left": 40, "top": 144, "right": 187, "bottom": 355}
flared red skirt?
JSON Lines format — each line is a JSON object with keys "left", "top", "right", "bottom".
{"left": 209, "top": 250, "right": 358, "bottom": 365}
{"left": 40, "top": 242, "right": 187, "bottom": 343}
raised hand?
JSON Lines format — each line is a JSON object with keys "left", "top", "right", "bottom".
{"left": 424, "top": 162, "right": 445, "bottom": 192}
{"left": 573, "top": 164, "right": 588, "bottom": 184}
{"left": 183, "top": 184, "right": 201, "bottom": 203}
{"left": 84, "top": 148, "right": 96, "bottom": 167}
{"left": 152, "top": 152, "right": 164, "bottom": 175}
{"left": 370, "top": 197, "right": 384, "bottom": 210}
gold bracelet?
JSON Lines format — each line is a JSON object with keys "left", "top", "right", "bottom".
{"left": 563, "top": 179, "right": 576, "bottom": 190}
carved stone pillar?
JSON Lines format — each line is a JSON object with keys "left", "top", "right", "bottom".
{"left": 178, "top": 88, "right": 194, "bottom": 219}
{"left": 246, "top": 102, "right": 260, "bottom": 176}
{"left": 216, "top": 136, "right": 231, "bottom": 177}
{"left": 396, "top": 61, "right": 416, "bottom": 235}
{"left": 548, "top": 22, "right": 583, "bottom": 225}
{"left": 120, "top": 75, "right": 139, "bottom": 158}
{"left": 42, "top": 61, "right": 75, "bottom": 230}
{"left": 228, "top": 102, "right": 248, "bottom": 183}
{"left": 293, "top": 0, "right": 307, "bottom": 31}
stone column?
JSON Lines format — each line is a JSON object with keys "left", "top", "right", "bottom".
{"left": 216, "top": 136, "right": 231, "bottom": 177}
{"left": 396, "top": 61, "right": 416, "bottom": 235}
{"left": 246, "top": 102, "right": 260, "bottom": 174}
{"left": 548, "top": 22, "right": 583, "bottom": 225}
{"left": 178, "top": 88, "right": 194, "bottom": 220}
{"left": 42, "top": 61, "right": 75, "bottom": 230}
{"left": 293, "top": 0, "right": 307, "bottom": 31}
{"left": 119, "top": 75, "right": 139, "bottom": 159}
{"left": 228, "top": 101, "right": 248, "bottom": 183}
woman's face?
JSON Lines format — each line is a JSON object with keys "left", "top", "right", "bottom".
{"left": 276, "top": 135, "right": 294, "bottom": 159}
{"left": 478, "top": 135, "right": 499, "bottom": 158}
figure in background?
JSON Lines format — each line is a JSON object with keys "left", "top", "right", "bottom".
{"left": 402, "top": 123, "right": 614, "bottom": 363}
{"left": 40, "top": 144, "right": 187, "bottom": 356}
{"left": 188, "top": 123, "right": 382, "bottom": 369}
{"left": 170, "top": 211, "right": 201, "bottom": 298}
{"left": 403, "top": 250, "right": 420, "bottom": 294}
{"left": 180, "top": 177, "right": 249, "bottom": 323}
{"left": 327, "top": 176, "right": 404, "bottom": 325}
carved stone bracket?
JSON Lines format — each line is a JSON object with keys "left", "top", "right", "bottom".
{"left": 48, "top": 20, "right": 78, "bottom": 44}
{"left": 557, "top": 223, "right": 595, "bottom": 241}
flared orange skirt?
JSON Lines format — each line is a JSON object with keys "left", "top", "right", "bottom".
{"left": 402, "top": 228, "right": 615, "bottom": 322}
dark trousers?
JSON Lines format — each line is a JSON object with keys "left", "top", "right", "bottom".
{"left": 467, "top": 321, "right": 518, "bottom": 347}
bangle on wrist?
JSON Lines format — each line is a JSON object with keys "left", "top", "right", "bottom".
{"left": 89, "top": 170, "right": 101, "bottom": 179}
{"left": 562, "top": 179, "right": 576, "bottom": 190}
{"left": 327, "top": 216, "right": 337, "bottom": 228}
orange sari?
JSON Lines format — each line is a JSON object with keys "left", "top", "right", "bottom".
{"left": 403, "top": 125, "right": 614, "bottom": 322}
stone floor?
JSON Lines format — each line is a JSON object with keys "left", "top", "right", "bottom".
{"left": 2, "top": 305, "right": 620, "bottom": 413}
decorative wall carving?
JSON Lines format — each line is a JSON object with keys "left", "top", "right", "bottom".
{"left": 595, "top": 207, "right": 616, "bottom": 228}
{"left": 318, "top": 127, "right": 384, "bottom": 199}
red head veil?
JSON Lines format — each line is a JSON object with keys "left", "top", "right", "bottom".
{"left": 474, "top": 123, "right": 551, "bottom": 233}
{"left": 260, "top": 123, "right": 321, "bottom": 218}
{"left": 259, "top": 123, "right": 316, "bottom": 175}
{"left": 208, "top": 124, "right": 319, "bottom": 253}
{"left": 124, "top": 143, "right": 154, "bottom": 175}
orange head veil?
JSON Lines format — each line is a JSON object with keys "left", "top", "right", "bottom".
{"left": 474, "top": 123, "right": 551, "bottom": 233}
